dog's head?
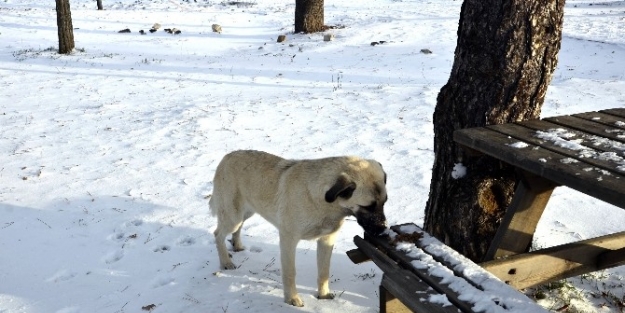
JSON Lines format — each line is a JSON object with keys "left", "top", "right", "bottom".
{"left": 325, "top": 158, "right": 388, "bottom": 236}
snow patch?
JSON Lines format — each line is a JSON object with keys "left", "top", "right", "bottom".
{"left": 509, "top": 141, "right": 529, "bottom": 148}
{"left": 451, "top": 163, "right": 467, "bottom": 179}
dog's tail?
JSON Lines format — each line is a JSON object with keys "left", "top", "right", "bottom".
{"left": 208, "top": 193, "right": 217, "bottom": 216}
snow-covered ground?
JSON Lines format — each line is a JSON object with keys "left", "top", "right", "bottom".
{"left": 0, "top": 0, "right": 624, "bottom": 312}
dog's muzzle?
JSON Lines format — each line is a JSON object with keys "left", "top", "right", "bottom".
{"left": 355, "top": 209, "right": 388, "bottom": 236}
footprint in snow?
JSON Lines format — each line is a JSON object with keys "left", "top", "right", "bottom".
{"left": 46, "top": 269, "right": 77, "bottom": 283}
{"left": 107, "top": 219, "right": 144, "bottom": 241}
{"left": 103, "top": 249, "right": 124, "bottom": 264}
{"left": 151, "top": 275, "right": 175, "bottom": 288}
{"left": 128, "top": 219, "right": 144, "bottom": 227}
{"left": 176, "top": 235, "right": 196, "bottom": 246}
{"left": 108, "top": 232, "right": 126, "bottom": 241}
{"left": 249, "top": 246, "right": 263, "bottom": 253}
{"left": 153, "top": 245, "right": 171, "bottom": 253}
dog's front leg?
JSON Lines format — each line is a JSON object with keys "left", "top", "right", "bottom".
{"left": 316, "top": 234, "right": 336, "bottom": 300}
{"left": 279, "top": 233, "right": 303, "bottom": 307}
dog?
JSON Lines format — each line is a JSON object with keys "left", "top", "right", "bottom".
{"left": 209, "top": 150, "right": 388, "bottom": 307}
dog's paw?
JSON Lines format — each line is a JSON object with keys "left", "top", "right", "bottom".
{"left": 286, "top": 296, "right": 304, "bottom": 307}
{"left": 228, "top": 239, "right": 246, "bottom": 252}
{"left": 317, "top": 292, "right": 335, "bottom": 300}
{"left": 221, "top": 262, "right": 237, "bottom": 270}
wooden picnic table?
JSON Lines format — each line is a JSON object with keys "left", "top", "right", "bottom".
{"left": 348, "top": 108, "right": 625, "bottom": 313}
{"left": 454, "top": 108, "right": 625, "bottom": 288}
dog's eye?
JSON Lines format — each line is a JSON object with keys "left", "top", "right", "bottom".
{"left": 360, "top": 202, "right": 377, "bottom": 212}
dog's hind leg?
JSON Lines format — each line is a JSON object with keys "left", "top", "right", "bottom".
{"left": 213, "top": 208, "right": 243, "bottom": 270}
{"left": 229, "top": 210, "right": 253, "bottom": 252}
{"left": 316, "top": 234, "right": 336, "bottom": 300}
{"left": 230, "top": 224, "right": 245, "bottom": 252}
{"left": 214, "top": 223, "right": 239, "bottom": 270}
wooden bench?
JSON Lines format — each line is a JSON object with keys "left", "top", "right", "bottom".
{"left": 348, "top": 108, "right": 625, "bottom": 312}
{"left": 455, "top": 108, "right": 625, "bottom": 287}
{"left": 348, "top": 224, "right": 548, "bottom": 313}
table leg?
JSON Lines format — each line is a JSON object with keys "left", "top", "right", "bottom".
{"left": 380, "top": 275, "right": 413, "bottom": 313}
{"left": 483, "top": 171, "right": 556, "bottom": 261}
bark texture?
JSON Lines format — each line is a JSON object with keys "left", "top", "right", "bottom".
{"left": 294, "top": 0, "right": 324, "bottom": 33}
{"left": 55, "top": 0, "right": 75, "bottom": 54}
{"left": 424, "top": 0, "right": 565, "bottom": 261}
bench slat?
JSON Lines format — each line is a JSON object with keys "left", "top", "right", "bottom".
{"left": 481, "top": 231, "right": 625, "bottom": 289}
{"left": 488, "top": 122, "right": 625, "bottom": 176}
{"left": 353, "top": 236, "right": 461, "bottom": 313}
{"left": 358, "top": 235, "right": 478, "bottom": 313}
{"left": 454, "top": 127, "right": 625, "bottom": 209}
{"left": 518, "top": 119, "right": 625, "bottom": 155}
{"left": 381, "top": 273, "right": 457, "bottom": 313}
{"left": 574, "top": 111, "right": 625, "bottom": 130}
{"left": 545, "top": 115, "right": 625, "bottom": 144}
{"left": 597, "top": 247, "right": 625, "bottom": 269}
{"left": 601, "top": 108, "right": 625, "bottom": 119}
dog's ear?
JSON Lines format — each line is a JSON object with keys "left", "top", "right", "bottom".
{"left": 376, "top": 161, "right": 387, "bottom": 184}
{"left": 325, "top": 174, "right": 357, "bottom": 203}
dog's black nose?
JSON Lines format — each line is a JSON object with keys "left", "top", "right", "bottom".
{"left": 356, "top": 211, "right": 388, "bottom": 237}
{"left": 365, "top": 224, "right": 388, "bottom": 237}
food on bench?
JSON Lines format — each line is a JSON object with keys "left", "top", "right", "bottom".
{"left": 391, "top": 232, "right": 423, "bottom": 245}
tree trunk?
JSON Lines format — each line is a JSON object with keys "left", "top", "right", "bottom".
{"left": 55, "top": 0, "right": 75, "bottom": 54}
{"left": 294, "top": 0, "right": 324, "bottom": 33}
{"left": 97, "top": 0, "right": 103, "bottom": 10}
{"left": 424, "top": 0, "right": 565, "bottom": 262}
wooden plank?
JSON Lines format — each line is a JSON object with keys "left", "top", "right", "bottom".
{"left": 380, "top": 281, "right": 413, "bottom": 313}
{"left": 387, "top": 224, "right": 486, "bottom": 290}
{"left": 353, "top": 236, "right": 461, "bottom": 313}
{"left": 454, "top": 127, "right": 625, "bottom": 209}
{"left": 360, "top": 234, "right": 479, "bottom": 313}
{"left": 481, "top": 231, "right": 625, "bottom": 289}
{"left": 383, "top": 224, "right": 549, "bottom": 312}
{"left": 601, "top": 108, "right": 625, "bottom": 119}
{"left": 597, "top": 247, "right": 625, "bottom": 269}
{"left": 545, "top": 115, "right": 625, "bottom": 144}
{"left": 517, "top": 119, "right": 625, "bottom": 156}
{"left": 381, "top": 274, "right": 456, "bottom": 313}
{"left": 488, "top": 121, "right": 625, "bottom": 176}
{"left": 574, "top": 111, "right": 625, "bottom": 131}
{"left": 484, "top": 172, "right": 556, "bottom": 261}
{"left": 346, "top": 248, "right": 371, "bottom": 264}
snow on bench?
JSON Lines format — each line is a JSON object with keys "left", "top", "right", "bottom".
{"left": 349, "top": 223, "right": 548, "bottom": 313}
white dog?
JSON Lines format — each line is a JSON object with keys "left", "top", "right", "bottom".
{"left": 209, "top": 150, "right": 388, "bottom": 307}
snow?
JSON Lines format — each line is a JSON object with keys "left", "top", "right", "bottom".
{"left": 451, "top": 163, "right": 467, "bottom": 179}
{"left": 536, "top": 128, "right": 625, "bottom": 170}
{"left": 1, "top": 0, "right": 624, "bottom": 312}
{"left": 509, "top": 142, "right": 529, "bottom": 149}
{"left": 391, "top": 226, "right": 548, "bottom": 313}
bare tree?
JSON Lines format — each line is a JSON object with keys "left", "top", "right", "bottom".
{"left": 97, "top": 0, "right": 103, "bottom": 10}
{"left": 424, "top": 0, "right": 565, "bottom": 261}
{"left": 294, "top": 0, "right": 324, "bottom": 33}
{"left": 55, "top": 0, "right": 75, "bottom": 54}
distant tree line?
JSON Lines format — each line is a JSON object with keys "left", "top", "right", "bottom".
{"left": 54, "top": 0, "right": 324, "bottom": 54}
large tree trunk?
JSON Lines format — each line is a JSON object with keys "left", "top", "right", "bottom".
{"left": 424, "top": 0, "right": 565, "bottom": 262}
{"left": 294, "top": 0, "right": 324, "bottom": 33}
{"left": 55, "top": 0, "right": 75, "bottom": 54}
{"left": 97, "top": 0, "right": 103, "bottom": 10}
